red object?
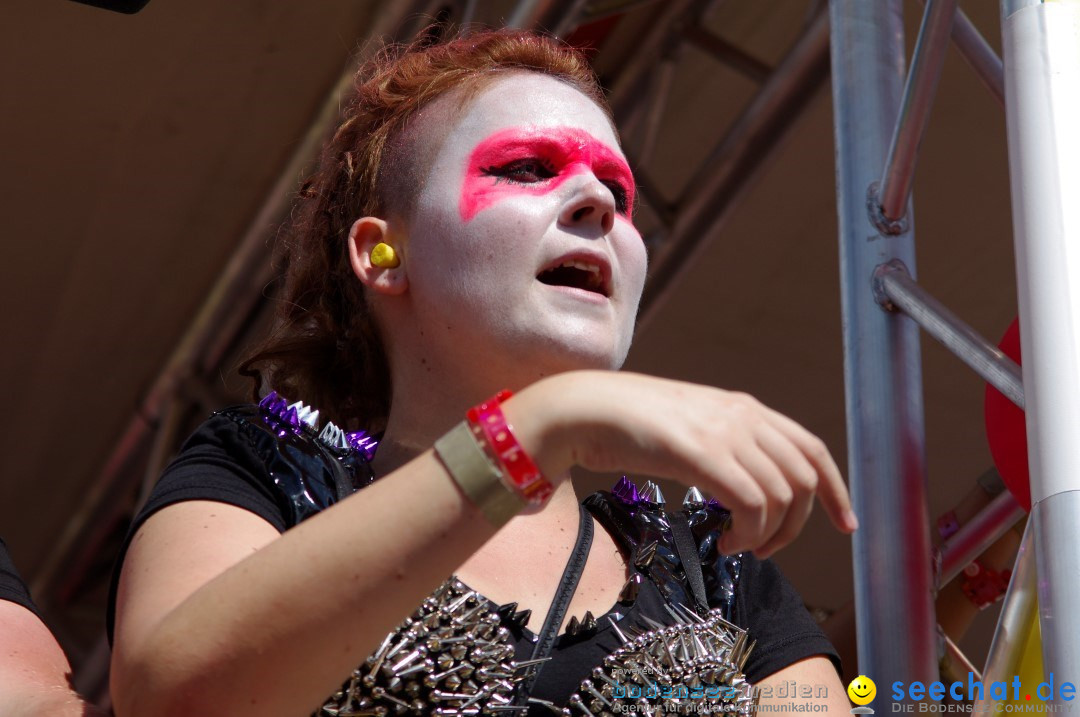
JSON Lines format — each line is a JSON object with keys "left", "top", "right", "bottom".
{"left": 960, "top": 559, "right": 1012, "bottom": 609}
{"left": 467, "top": 390, "right": 554, "bottom": 504}
{"left": 984, "top": 318, "right": 1031, "bottom": 511}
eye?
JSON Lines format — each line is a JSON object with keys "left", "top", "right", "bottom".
{"left": 481, "top": 158, "right": 556, "bottom": 184}
{"left": 602, "top": 179, "right": 631, "bottom": 215}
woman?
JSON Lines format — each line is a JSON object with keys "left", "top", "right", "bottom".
{"left": 109, "top": 29, "right": 856, "bottom": 716}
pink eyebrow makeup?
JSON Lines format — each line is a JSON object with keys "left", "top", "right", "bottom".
{"left": 459, "top": 126, "right": 636, "bottom": 222}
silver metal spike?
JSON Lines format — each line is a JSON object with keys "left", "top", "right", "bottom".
{"left": 304, "top": 408, "right": 320, "bottom": 428}
{"left": 641, "top": 480, "right": 665, "bottom": 506}
{"left": 683, "top": 486, "right": 705, "bottom": 509}
{"left": 609, "top": 616, "right": 630, "bottom": 645}
{"left": 511, "top": 657, "right": 552, "bottom": 670}
{"left": 639, "top": 614, "right": 666, "bottom": 631}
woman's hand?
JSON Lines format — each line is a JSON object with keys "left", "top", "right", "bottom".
{"left": 505, "top": 370, "right": 856, "bottom": 559}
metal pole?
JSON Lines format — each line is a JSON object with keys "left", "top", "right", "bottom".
{"left": 829, "top": 0, "right": 937, "bottom": 692}
{"left": 949, "top": 5, "right": 1005, "bottom": 108}
{"left": 979, "top": 520, "right": 1037, "bottom": 710}
{"left": 942, "top": 634, "right": 982, "bottom": 684}
{"left": 874, "top": 0, "right": 958, "bottom": 230}
{"left": 916, "top": 0, "right": 1004, "bottom": 108}
{"left": 682, "top": 25, "right": 771, "bottom": 83}
{"left": 938, "top": 491, "right": 1025, "bottom": 585}
{"left": 1002, "top": 0, "right": 1080, "bottom": 693}
{"left": 874, "top": 259, "right": 1024, "bottom": 409}
{"left": 639, "top": 7, "right": 829, "bottom": 325}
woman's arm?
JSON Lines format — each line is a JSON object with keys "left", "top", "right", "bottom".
{"left": 111, "top": 370, "right": 854, "bottom": 717}
{"left": 0, "top": 601, "right": 106, "bottom": 717}
{"left": 755, "top": 656, "right": 852, "bottom": 713}
{"left": 111, "top": 450, "right": 498, "bottom": 717}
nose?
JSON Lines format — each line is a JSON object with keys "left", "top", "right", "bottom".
{"left": 558, "top": 174, "right": 615, "bottom": 235}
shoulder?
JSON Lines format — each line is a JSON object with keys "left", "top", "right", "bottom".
{"left": 0, "top": 538, "right": 38, "bottom": 618}
{"left": 733, "top": 552, "right": 842, "bottom": 683}
{"left": 158, "top": 394, "right": 377, "bottom": 529}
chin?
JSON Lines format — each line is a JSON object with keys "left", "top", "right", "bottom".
{"left": 528, "top": 337, "right": 629, "bottom": 375}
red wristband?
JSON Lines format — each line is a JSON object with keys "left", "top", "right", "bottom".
{"left": 466, "top": 390, "right": 554, "bottom": 504}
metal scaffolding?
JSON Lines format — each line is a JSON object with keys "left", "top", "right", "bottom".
{"left": 831, "top": 0, "right": 1080, "bottom": 704}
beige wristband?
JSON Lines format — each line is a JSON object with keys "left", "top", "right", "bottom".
{"left": 434, "top": 421, "right": 525, "bottom": 527}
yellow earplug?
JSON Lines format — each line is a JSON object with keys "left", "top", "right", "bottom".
{"left": 370, "top": 242, "right": 400, "bottom": 268}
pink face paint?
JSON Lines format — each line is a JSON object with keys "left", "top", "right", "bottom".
{"left": 459, "top": 126, "right": 636, "bottom": 222}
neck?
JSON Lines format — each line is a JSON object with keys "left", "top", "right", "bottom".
{"left": 369, "top": 347, "right": 574, "bottom": 493}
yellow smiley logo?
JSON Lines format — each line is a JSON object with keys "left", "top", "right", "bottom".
{"left": 847, "top": 675, "right": 877, "bottom": 706}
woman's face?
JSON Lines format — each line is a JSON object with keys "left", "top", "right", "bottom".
{"left": 395, "top": 72, "right": 648, "bottom": 377}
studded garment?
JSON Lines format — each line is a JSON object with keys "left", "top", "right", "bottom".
{"left": 208, "top": 396, "right": 756, "bottom": 715}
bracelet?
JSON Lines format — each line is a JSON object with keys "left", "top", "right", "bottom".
{"left": 466, "top": 390, "right": 555, "bottom": 504}
{"left": 434, "top": 422, "right": 525, "bottom": 526}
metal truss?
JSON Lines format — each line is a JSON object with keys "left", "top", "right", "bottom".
{"left": 831, "top": 0, "right": 1080, "bottom": 705}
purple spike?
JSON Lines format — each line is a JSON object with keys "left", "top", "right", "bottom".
{"left": 706, "top": 497, "right": 725, "bottom": 511}
{"left": 347, "top": 432, "right": 380, "bottom": 461}
{"left": 283, "top": 407, "right": 301, "bottom": 429}
{"left": 258, "top": 391, "right": 279, "bottom": 410}
{"left": 612, "top": 476, "right": 640, "bottom": 505}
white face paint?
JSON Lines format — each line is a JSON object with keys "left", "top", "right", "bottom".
{"left": 396, "top": 72, "right": 648, "bottom": 376}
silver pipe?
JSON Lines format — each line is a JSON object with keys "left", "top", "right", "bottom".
{"left": 1002, "top": 0, "right": 1080, "bottom": 690}
{"left": 875, "top": 0, "right": 958, "bottom": 228}
{"left": 1032, "top": 493, "right": 1080, "bottom": 693}
{"left": 938, "top": 491, "right": 1025, "bottom": 585}
{"left": 949, "top": 5, "right": 1004, "bottom": 108}
{"left": 873, "top": 259, "right": 1024, "bottom": 409}
{"left": 829, "top": 0, "right": 937, "bottom": 692}
{"left": 608, "top": 0, "right": 698, "bottom": 120}
{"left": 682, "top": 25, "right": 771, "bottom": 83}
{"left": 636, "top": 52, "right": 679, "bottom": 166}
{"left": 639, "top": 6, "right": 829, "bottom": 324}
{"left": 943, "top": 633, "right": 983, "bottom": 684}
{"left": 979, "top": 519, "right": 1037, "bottom": 709}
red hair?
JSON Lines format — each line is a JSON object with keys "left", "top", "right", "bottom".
{"left": 241, "top": 28, "right": 610, "bottom": 430}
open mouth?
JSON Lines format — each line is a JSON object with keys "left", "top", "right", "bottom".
{"left": 536, "top": 259, "right": 609, "bottom": 297}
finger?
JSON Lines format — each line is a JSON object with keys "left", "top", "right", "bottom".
{"left": 761, "top": 409, "right": 857, "bottom": 533}
{"left": 755, "top": 479, "right": 814, "bottom": 559}
{"left": 752, "top": 425, "right": 819, "bottom": 557}
{"left": 707, "top": 458, "right": 768, "bottom": 555}
{"left": 722, "top": 449, "right": 790, "bottom": 554}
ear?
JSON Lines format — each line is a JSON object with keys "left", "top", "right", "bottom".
{"left": 347, "top": 217, "right": 408, "bottom": 296}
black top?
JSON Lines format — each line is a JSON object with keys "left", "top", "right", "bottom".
{"left": 107, "top": 407, "right": 840, "bottom": 709}
{"left": 1, "top": 537, "right": 41, "bottom": 617}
